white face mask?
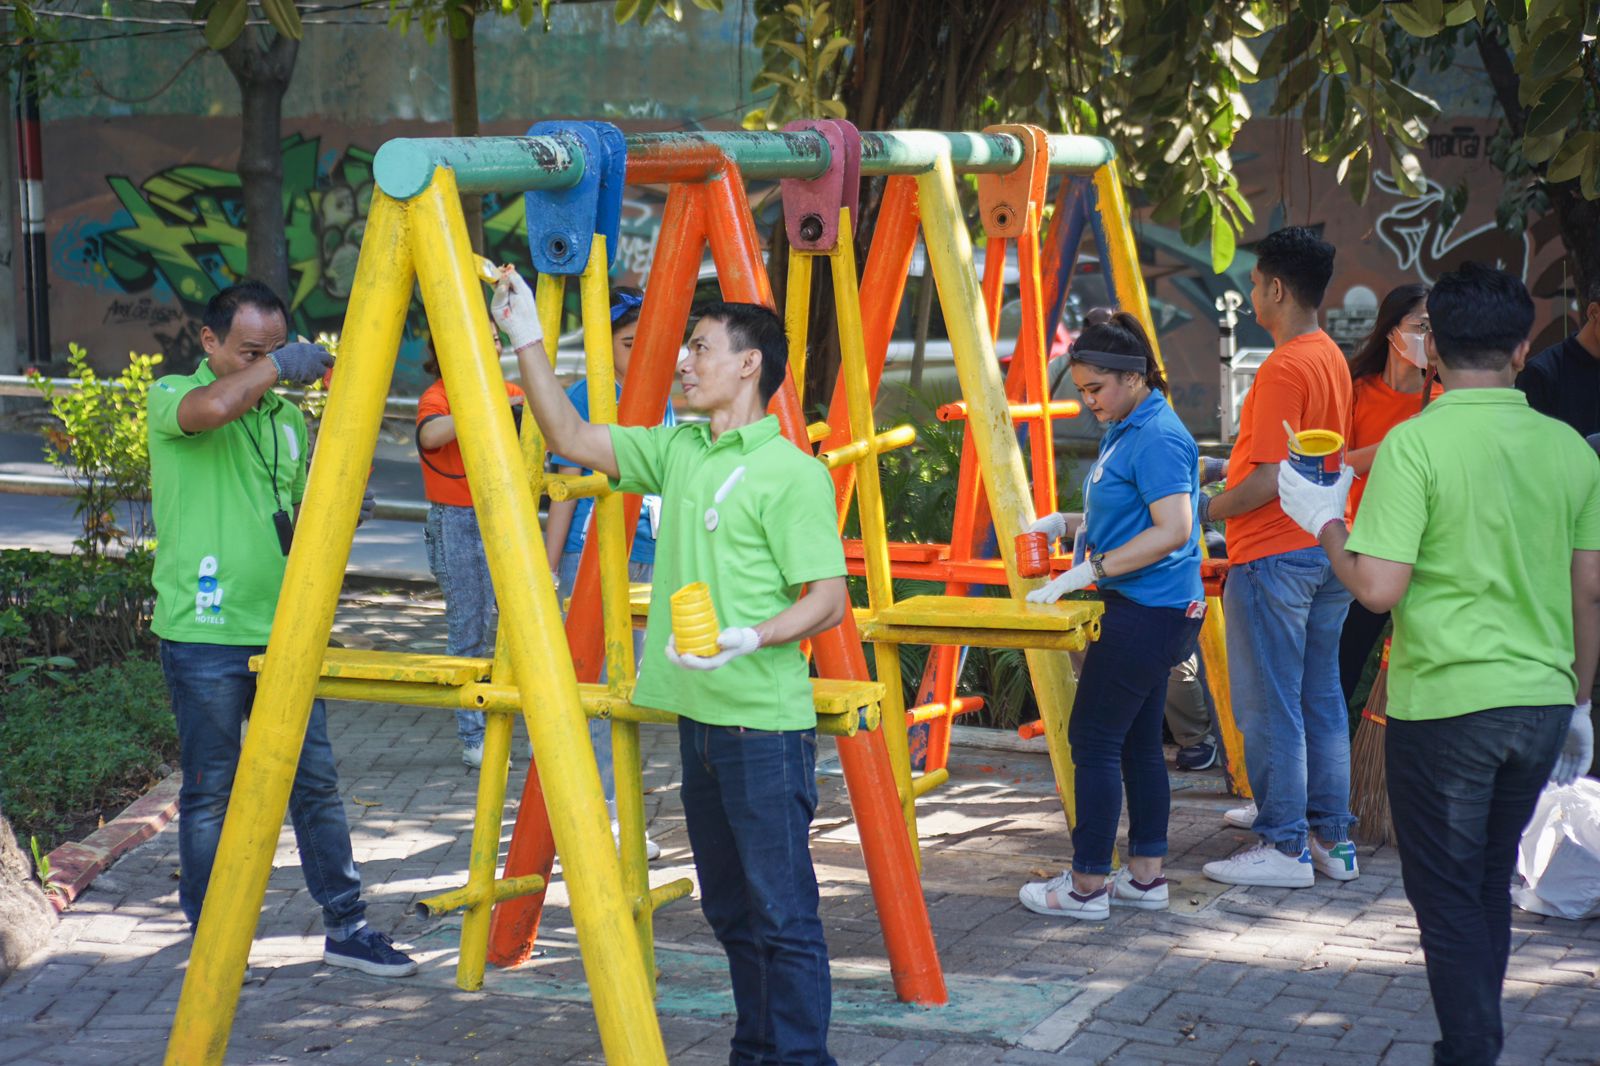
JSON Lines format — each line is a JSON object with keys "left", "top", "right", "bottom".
{"left": 1393, "top": 329, "right": 1429, "bottom": 369}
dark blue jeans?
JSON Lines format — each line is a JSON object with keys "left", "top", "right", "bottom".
{"left": 160, "top": 640, "right": 366, "bottom": 938}
{"left": 1387, "top": 705, "right": 1570, "bottom": 1066}
{"left": 424, "top": 502, "right": 496, "bottom": 748}
{"left": 1068, "top": 594, "right": 1202, "bottom": 875}
{"left": 678, "top": 718, "right": 835, "bottom": 1066}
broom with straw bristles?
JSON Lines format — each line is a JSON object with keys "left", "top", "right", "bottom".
{"left": 1350, "top": 637, "right": 1396, "bottom": 846}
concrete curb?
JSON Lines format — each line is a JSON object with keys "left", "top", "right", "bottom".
{"left": 42, "top": 771, "right": 181, "bottom": 912}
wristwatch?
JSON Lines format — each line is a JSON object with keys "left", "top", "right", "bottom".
{"left": 1090, "top": 551, "right": 1108, "bottom": 580}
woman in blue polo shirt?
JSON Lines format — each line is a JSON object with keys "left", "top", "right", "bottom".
{"left": 1017, "top": 309, "right": 1205, "bottom": 921}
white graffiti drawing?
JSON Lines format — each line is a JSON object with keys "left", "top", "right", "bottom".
{"left": 1373, "top": 172, "right": 1530, "bottom": 284}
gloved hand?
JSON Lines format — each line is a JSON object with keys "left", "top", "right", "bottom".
{"left": 1200, "top": 456, "right": 1228, "bottom": 485}
{"left": 270, "top": 342, "right": 335, "bottom": 385}
{"left": 1027, "top": 512, "right": 1083, "bottom": 550}
{"left": 357, "top": 485, "right": 375, "bottom": 527}
{"left": 1551, "top": 703, "right": 1594, "bottom": 786}
{"left": 1276, "top": 460, "right": 1353, "bottom": 537}
{"left": 1026, "top": 561, "right": 1096, "bottom": 604}
{"left": 665, "top": 627, "right": 762, "bottom": 671}
{"left": 490, "top": 268, "right": 541, "bottom": 351}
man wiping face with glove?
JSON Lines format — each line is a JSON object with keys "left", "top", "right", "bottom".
{"left": 1277, "top": 262, "right": 1599, "bottom": 1066}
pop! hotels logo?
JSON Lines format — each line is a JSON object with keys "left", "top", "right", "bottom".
{"left": 195, "top": 555, "right": 225, "bottom": 623}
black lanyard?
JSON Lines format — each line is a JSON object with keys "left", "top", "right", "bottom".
{"left": 239, "top": 405, "right": 293, "bottom": 554}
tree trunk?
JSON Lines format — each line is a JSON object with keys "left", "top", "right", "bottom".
{"left": 909, "top": 7, "right": 967, "bottom": 393}
{"left": 0, "top": 810, "right": 56, "bottom": 975}
{"left": 222, "top": 32, "right": 298, "bottom": 302}
{"left": 1477, "top": 21, "right": 1597, "bottom": 303}
{"left": 448, "top": 5, "right": 484, "bottom": 254}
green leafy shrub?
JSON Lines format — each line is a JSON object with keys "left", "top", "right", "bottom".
{"left": 1, "top": 656, "right": 177, "bottom": 852}
{"left": 0, "top": 549, "right": 155, "bottom": 676}
{"left": 27, "top": 344, "right": 162, "bottom": 556}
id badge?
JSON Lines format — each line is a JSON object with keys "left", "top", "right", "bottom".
{"left": 272, "top": 509, "right": 294, "bottom": 556}
{"left": 1071, "top": 524, "right": 1087, "bottom": 566}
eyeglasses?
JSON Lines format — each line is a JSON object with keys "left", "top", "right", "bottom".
{"left": 1399, "top": 319, "right": 1431, "bottom": 335}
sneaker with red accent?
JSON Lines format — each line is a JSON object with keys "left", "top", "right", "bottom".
{"left": 1018, "top": 872, "right": 1110, "bottom": 921}
{"left": 1109, "top": 867, "right": 1170, "bottom": 910}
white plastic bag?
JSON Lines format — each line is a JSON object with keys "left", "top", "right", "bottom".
{"left": 1512, "top": 778, "right": 1600, "bottom": 920}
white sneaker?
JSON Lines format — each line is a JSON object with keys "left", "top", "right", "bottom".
{"left": 461, "top": 745, "right": 484, "bottom": 768}
{"left": 612, "top": 821, "right": 663, "bottom": 862}
{"left": 1223, "top": 802, "right": 1258, "bottom": 829}
{"left": 1309, "top": 837, "right": 1360, "bottom": 881}
{"left": 1018, "top": 872, "right": 1110, "bottom": 921}
{"left": 1203, "top": 842, "right": 1315, "bottom": 888}
{"left": 1108, "top": 867, "right": 1170, "bottom": 910}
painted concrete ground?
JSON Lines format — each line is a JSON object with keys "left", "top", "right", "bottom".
{"left": 2, "top": 588, "right": 1596, "bottom": 1064}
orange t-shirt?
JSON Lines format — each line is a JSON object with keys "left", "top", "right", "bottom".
{"left": 1225, "top": 330, "right": 1353, "bottom": 564}
{"left": 1346, "top": 373, "right": 1442, "bottom": 516}
{"left": 416, "top": 377, "right": 526, "bottom": 507}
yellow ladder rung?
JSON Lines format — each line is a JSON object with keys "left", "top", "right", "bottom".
{"left": 248, "top": 648, "right": 491, "bottom": 686}
{"left": 818, "top": 424, "right": 916, "bottom": 470}
{"left": 548, "top": 472, "right": 612, "bottom": 501}
{"left": 412, "top": 873, "right": 548, "bottom": 918}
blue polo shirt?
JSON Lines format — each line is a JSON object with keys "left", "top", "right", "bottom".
{"left": 1082, "top": 389, "right": 1203, "bottom": 609}
{"left": 551, "top": 378, "right": 675, "bottom": 565}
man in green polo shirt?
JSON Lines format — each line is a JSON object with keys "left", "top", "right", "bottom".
{"left": 497, "top": 272, "right": 847, "bottom": 1066}
{"left": 149, "top": 280, "right": 415, "bottom": 979}
{"left": 1276, "top": 262, "right": 1600, "bottom": 1066}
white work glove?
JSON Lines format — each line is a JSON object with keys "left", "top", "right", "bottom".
{"left": 357, "top": 485, "right": 375, "bottom": 527}
{"left": 490, "top": 268, "right": 541, "bottom": 351}
{"left": 1026, "top": 562, "right": 1096, "bottom": 604}
{"left": 1550, "top": 703, "right": 1594, "bottom": 786}
{"left": 1027, "top": 512, "right": 1082, "bottom": 550}
{"left": 1276, "top": 460, "right": 1354, "bottom": 538}
{"left": 665, "top": 627, "right": 762, "bottom": 671}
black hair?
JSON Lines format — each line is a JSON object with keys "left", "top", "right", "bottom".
{"left": 1348, "top": 283, "right": 1430, "bottom": 381}
{"left": 691, "top": 301, "right": 788, "bottom": 403}
{"left": 1585, "top": 274, "right": 1600, "bottom": 309}
{"left": 1426, "top": 262, "right": 1534, "bottom": 370}
{"left": 611, "top": 285, "right": 645, "bottom": 331}
{"left": 1254, "top": 226, "right": 1337, "bottom": 310}
{"left": 203, "top": 280, "right": 289, "bottom": 341}
{"left": 1070, "top": 307, "right": 1168, "bottom": 394}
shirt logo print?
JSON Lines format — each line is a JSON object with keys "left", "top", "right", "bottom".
{"left": 195, "top": 554, "right": 225, "bottom": 622}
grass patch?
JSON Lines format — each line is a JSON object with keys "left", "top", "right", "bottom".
{"left": 1, "top": 655, "right": 178, "bottom": 853}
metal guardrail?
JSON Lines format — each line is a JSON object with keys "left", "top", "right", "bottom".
{"left": 0, "top": 374, "right": 421, "bottom": 417}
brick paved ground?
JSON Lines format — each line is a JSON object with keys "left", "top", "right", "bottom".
{"left": 2, "top": 587, "right": 1597, "bottom": 1064}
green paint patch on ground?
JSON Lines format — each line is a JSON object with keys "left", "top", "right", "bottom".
{"left": 412, "top": 926, "right": 1078, "bottom": 1042}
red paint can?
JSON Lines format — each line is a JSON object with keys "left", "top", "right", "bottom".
{"left": 1015, "top": 531, "right": 1051, "bottom": 578}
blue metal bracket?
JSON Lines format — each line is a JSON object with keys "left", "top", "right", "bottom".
{"left": 522, "top": 120, "right": 627, "bottom": 276}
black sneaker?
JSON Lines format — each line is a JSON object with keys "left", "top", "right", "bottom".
{"left": 1175, "top": 739, "right": 1218, "bottom": 771}
{"left": 324, "top": 927, "right": 418, "bottom": 977}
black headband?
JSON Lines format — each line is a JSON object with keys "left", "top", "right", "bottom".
{"left": 1070, "top": 348, "right": 1149, "bottom": 373}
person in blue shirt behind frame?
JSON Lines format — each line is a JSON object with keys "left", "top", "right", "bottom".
{"left": 1017, "top": 308, "right": 1206, "bottom": 921}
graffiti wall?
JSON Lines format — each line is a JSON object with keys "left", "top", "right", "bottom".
{"left": 1133, "top": 117, "right": 1576, "bottom": 434}
{"left": 41, "top": 117, "right": 672, "bottom": 393}
{"left": 39, "top": 112, "right": 1579, "bottom": 422}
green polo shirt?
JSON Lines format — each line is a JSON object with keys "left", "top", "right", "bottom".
{"left": 147, "top": 361, "right": 309, "bottom": 645}
{"left": 1346, "top": 388, "right": 1600, "bottom": 720}
{"left": 609, "top": 415, "right": 846, "bottom": 729}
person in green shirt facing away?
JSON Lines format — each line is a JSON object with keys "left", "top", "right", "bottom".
{"left": 494, "top": 270, "right": 847, "bottom": 1066}
{"left": 1276, "top": 263, "right": 1599, "bottom": 1066}
{"left": 148, "top": 281, "right": 416, "bottom": 979}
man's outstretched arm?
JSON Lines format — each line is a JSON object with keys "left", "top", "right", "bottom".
{"left": 493, "top": 269, "right": 619, "bottom": 478}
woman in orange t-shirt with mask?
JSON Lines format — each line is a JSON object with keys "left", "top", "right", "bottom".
{"left": 1339, "top": 282, "right": 1441, "bottom": 703}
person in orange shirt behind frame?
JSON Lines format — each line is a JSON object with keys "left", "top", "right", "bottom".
{"left": 1197, "top": 226, "right": 1359, "bottom": 889}
{"left": 1338, "top": 283, "right": 1441, "bottom": 704}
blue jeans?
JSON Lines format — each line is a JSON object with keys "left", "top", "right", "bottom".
{"left": 1387, "top": 706, "right": 1569, "bottom": 1066}
{"left": 160, "top": 640, "right": 366, "bottom": 938}
{"left": 559, "top": 550, "right": 652, "bottom": 806}
{"left": 678, "top": 719, "right": 835, "bottom": 1066}
{"left": 1068, "top": 595, "right": 1202, "bottom": 874}
{"left": 425, "top": 503, "right": 495, "bottom": 748}
{"left": 1223, "top": 546, "right": 1355, "bottom": 853}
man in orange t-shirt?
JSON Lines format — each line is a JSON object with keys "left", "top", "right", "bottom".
{"left": 1197, "top": 226, "right": 1357, "bottom": 890}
